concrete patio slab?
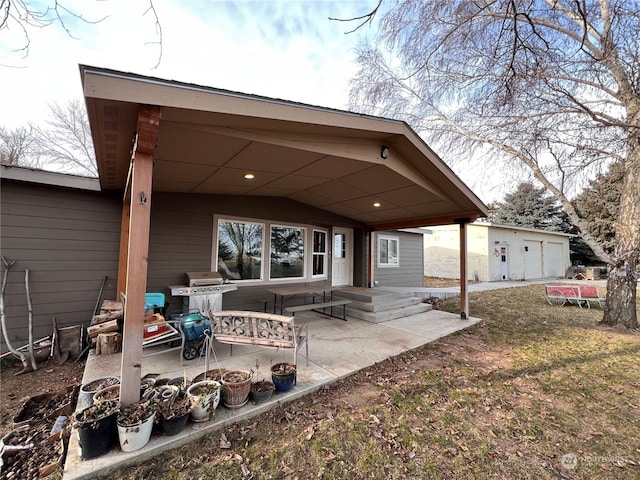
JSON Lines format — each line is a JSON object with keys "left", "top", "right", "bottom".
{"left": 63, "top": 309, "right": 481, "bottom": 480}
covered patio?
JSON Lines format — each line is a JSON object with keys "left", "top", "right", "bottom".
{"left": 80, "top": 64, "right": 487, "bottom": 411}
{"left": 63, "top": 307, "right": 481, "bottom": 479}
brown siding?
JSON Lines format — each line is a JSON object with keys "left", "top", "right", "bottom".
{"left": 146, "top": 193, "right": 367, "bottom": 315}
{"left": 0, "top": 180, "right": 122, "bottom": 352}
{"left": 0, "top": 184, "right": 368, "bottom": 350}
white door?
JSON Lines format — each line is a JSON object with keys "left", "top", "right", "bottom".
{"left": 331, "top": 227, "right": 352, "bottom": 286}
{"left": 546, "top": 242, "right": 563, "bottom": 277}
{"left": 524, "top": 240, "right": 543, "bottom": 279}
{"left": 500, "top": 245, "right": 509, "bottom": 280}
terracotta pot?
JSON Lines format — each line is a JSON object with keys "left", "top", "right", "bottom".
{"left": 221, "top": 370, "right": 252, "bottom": 409}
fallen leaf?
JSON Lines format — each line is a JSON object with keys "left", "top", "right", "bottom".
{"left": 305, "top": 425, "right": 315, "bottom": 441}
{"left": 220, "top": 433, "right": 232, "bottom": 449}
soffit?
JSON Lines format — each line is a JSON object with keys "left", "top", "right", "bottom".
{"left": 82, "top": 66, "right": 487, "bottom": 228}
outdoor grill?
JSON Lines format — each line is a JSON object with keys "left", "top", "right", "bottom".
{"left": 169, "top": 272, "right": 237, "bottom": 314}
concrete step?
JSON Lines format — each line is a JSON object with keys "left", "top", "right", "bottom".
{"left": 345, "top": 302, "right": 432, "bottom": 323}
{"left": 334, "top": 288, "right": 415, "bottom": 305}
{"left": 343, "top": 296, "right": 423, "bottom": 313}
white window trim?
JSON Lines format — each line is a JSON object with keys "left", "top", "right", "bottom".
{"left": 377, "top": 235, "right": 400, "bottom": 268}
{"left": 312, "top": 229, "right": 328, "bottom": 279}
{"left": 212, "top": 215, "right": 328, "bottom": 285}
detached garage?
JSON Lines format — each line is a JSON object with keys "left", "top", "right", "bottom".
{"left": 423, "top": 221, "right": 572, "bottom": 282}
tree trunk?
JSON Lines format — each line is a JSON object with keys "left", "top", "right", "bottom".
{"left": 601, "top": 126, "right": 639, "bottom": 329}
{"left": 602, "top": 261, "right": 638, "bottom": 329}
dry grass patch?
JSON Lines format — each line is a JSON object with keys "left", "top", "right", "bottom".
{"left": 111, "top": 284, "right": 640, "bottom": 480}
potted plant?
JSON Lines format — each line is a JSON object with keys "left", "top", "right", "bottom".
{"left": 250, "top": 359, "right": 275, "bottom": 403}
{"left": 155, "top": 386, "right": 196, "bottom": 436}
{"left": 78, "top": 376, "right": 120, "bottom": 408}
{"left": 221, "top": 370, "right": 252, "bottom": 409}
{"left": 271, "top": 362, "right": 296, "bottom": 392}
{"left": 186, "top": 380, "right": 221, "bottom": 422}
{"left": 116, "top": 400, "right": 156, "bottom": 452}
{"left": 73, "top": 400, "right": 120, "bottom": 459}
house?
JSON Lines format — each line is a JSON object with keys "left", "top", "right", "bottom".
{"left": 423, "top": 221, "right": 572, "bottom": 282}
{"left": 1, "top": 65, "right": 488, "bottom": 401}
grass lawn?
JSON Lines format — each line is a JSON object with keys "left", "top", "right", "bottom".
{"left": 111, "top": 284, "right": 640, "bottom": 480}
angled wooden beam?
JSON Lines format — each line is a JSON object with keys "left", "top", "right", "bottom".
{"left": 369, "top": 212, "right": 482, "bottom": 232}
{"left": 116, "top": 197, "right": 131, "bottom": 298}
{"left": 119, "top": 104, "right": 161, "bottom": 407}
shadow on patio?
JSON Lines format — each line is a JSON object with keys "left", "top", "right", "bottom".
{"left": 63, "top": 309, "right": 481, "bottom": 480}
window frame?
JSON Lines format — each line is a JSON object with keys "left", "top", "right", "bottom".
{"left": 377, "top": 235, "right": 400, "bottom": 268}
{"left": 212, "top": 215, "right": 328, "bottom": 285}
{"left": 312, "top": 229, "right": 328, "bottom": 278}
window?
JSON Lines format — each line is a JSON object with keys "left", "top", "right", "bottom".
{"left": 214, "top": 216, "right": 327, "bottom": 283}
{"left": 270, "top": 225, "right": 305, "bottom": 279}
{"left": 312, "top": 230, "right": 327, "bottom": 277}
{"left": 378, "top": 236, "right": 399, "bottom": 267}
{"left": 216, "top": 219, "right": 264, "bottom": 281}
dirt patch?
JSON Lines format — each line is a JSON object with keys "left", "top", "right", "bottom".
{"left": 1, "top": 357, "right": 85, "bottom": 437}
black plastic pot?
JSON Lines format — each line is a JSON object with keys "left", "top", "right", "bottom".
{"left": 160, "top": 412, "right": 190, "bottom": 436}
{"left": 75, "top": 403, "right": 119, "bottom": 460}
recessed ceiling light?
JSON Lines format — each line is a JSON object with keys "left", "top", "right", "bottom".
{"left": 373, "top": 202, "right": 381, "bottom": 208}
{"left": 244, "top": 173, "right": 255, "bottom": 179}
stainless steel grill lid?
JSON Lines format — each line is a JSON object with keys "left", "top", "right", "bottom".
{"left": 185, "top": 272, "right": 224, "bottom": 286}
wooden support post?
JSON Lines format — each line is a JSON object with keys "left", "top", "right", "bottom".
{"left": 368, "top": 231, "right": 375, "bottom": 288}
{"left": 459, "top": 221, "right": 469, "bottom": 319}
{"left": 119, "top": 105, "right": 161, "bottom": 407}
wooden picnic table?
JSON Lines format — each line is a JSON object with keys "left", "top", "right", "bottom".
{"left": 265, "top": 285, "right": 351, "bottom": 320}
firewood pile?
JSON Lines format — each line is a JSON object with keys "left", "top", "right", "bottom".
{"left": 87, "top": 300, "right": 166, "bottom": 355}
{"left": 88, "top": 300, "right": 123, "bottom": 355}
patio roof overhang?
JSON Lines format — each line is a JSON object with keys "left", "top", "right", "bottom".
{"left": 81, "top": 65, "right": 488, "bottom": 230}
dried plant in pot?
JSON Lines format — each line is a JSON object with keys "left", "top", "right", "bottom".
{"left": 78, "top": 376, "right": 120, "bottom": 408}
{"left": 116, "top": 400, "right": 157, "bottom": 452}
{"left": 271, "top": 362, "right": 296, "bottom": 392}
{"left": 156, "top": 386, "right": 197, "bottom": 436}
{"left": 250, "top": 359, "right": 275, "bottom": 403}
{"left": 73, "top": 400, "right": 120, "bottom": 459}
{"left": 186, "top": 380, "right": 221, "bottom": 422}
{"left": 221, "top": 370, "right": 252, "bottom": 409}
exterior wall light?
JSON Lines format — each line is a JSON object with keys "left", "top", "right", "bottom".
{"left": 373, "top": 202, "right": 381, "bottom": 208}
{"left": 244, "top": 173, "right": 255, "bottom": 179}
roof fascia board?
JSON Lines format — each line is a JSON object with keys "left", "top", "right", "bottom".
{"left": 473, "top": 221, "right": 574, "bottom": 237}
{"left": 1, "top": 165, "right": 101, "bottom": 191}
{"left": 81, "top": 66, "right": 406, "bottom": 135}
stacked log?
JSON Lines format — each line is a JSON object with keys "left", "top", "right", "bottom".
{"left": 89, "top": 300, "right": 123, "bottom": 354}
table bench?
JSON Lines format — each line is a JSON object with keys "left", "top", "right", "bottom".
{"left": 209, "top": 310, "right": 309, "bottom": 369}
{"left": 545, "top": 284, "right": 606, "bottom": 309}
{"left": 285, "top": 299, "right": 351, "bottom": 321}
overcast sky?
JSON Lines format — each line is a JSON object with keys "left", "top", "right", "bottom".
{"left": 1, "top": 0, "right": 373, "bottom": 127}
{"left": 1, "top": 0, "right": 506, "bottom": 203}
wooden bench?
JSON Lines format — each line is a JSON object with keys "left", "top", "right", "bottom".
{"left": 545, "top": 284, "right": 606, "bottom": 309}
{"left": 285, "top": 299, "right": 351, "bottom": 321}
{"left": 209, "top": 310, "right": 308, "bottom": 368}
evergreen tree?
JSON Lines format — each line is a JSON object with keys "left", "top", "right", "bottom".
{"left": 490, "top": 182, "right": 565, "bottom": 231}
{"left": 573, "top": 162, "right": 624, "bottom": 257}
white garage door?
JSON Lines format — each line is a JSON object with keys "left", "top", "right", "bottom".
{"left": 524, "top": 241, "right": 542, "bottom": 279}
{"left": 546, "top": 242, "right": 563, "bottom": 278}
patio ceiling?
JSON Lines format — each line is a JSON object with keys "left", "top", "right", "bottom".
{"left": 81, "top": 65, "right": 487, "bottom": 229}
